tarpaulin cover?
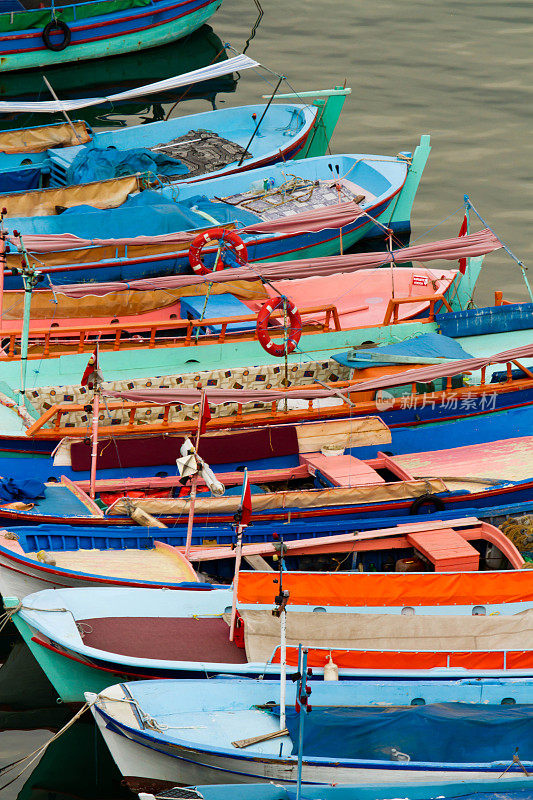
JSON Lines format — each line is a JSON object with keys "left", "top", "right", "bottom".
{"left": 0, "top": 121, "right": 91, "bottom": 154}
{"left": 70, "top": 426, "right": 298, "bottom": 471}
{"left": 337, "top": 342, "right": 533, "bottom": 394}
{"left": 332, "top": 333, "right": 474, "bottom": 369}
{"left": 237, "top": 569, "right": 533, "bottom": 607}
{"left": 52, "top": 229, "right": 501, "bottom": 297}
{"left": 66, "top": 147, "right": 189, "bottom": 185}
{"left": 0, "top": 56, "right": 258, "bottom": 114}
{"left": 274, "top": 703, "right": 533, "bottom": 763}
{"left": 437, "top": 303, "right": 533, "bottom": 339}
{"left": 2, "top": 175, "right": 139, "bottom": 218}
{"left": 240, "top": 608, "right": 533, "bottom": 666}
{"left": 104, "top": 386, "right": 348, "bottom": 406}
{"left": 107, "top": 479, "right": 446, "bottom": 516}
{"left": 0, "top": 167, "right": 40, "bottom": 193}
{"left": 241, "top": 200, "right": 364, "bottom": 235}
{"left": 0, "top": 477, "right": 45, "bottom": 502}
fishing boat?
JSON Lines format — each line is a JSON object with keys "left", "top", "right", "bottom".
{"left": 87, "top": 677, "right": 533, "bottom": 791}
{"left": 1, "top": 138, "right": 430, "bottom": 288}
{"left": 0, "top": 515, "right": 523, "bottom": 598}
{"left": 0, "top": 0, "right": 223, "bottom": 72}
{"left": 6, "top": 578, "right": 533, "bottom": 703}
{"left": 2, "top": 407, "right": 533, "bottom": 524}
{"left": 0, "top": 87, "right": 350, "bottom": 192}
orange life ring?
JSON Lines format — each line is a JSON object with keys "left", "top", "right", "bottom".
{"left": 188, "top": 228, "right": 248, "bottom": 276}
{"left": 256, "top": 296, "right": 302, "bottom": 358}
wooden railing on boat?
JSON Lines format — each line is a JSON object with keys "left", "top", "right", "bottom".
{"left": 383, "top": 294, "right": 452, "bottom": 325}
{"left": 0, "top": 303, "right": 343, "bottom": 360}
{"left": 24, "top": 364, "right": 533, "bottom": 439}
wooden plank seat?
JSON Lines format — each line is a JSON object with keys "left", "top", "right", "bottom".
{"left": 300, "top": 452, "right": 385, "bottom": 488}
{"left": 406, "top": 530, "right": 480, "bottom": 572}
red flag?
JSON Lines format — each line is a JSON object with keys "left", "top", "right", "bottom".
{"left": 458, "top": 214, "right": 468, "bottom": 274}
{"left": 240, "top": 468, "right": 252, "bottom": 527}
{"left": 81, "top": 348, "right": 100, "bottom": 388}
{"left": 199, "top": 392, "right": 211, "bottom": 435}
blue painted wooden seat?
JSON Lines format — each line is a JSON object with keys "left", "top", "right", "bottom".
{"left": 180, "top": 293, "right": 256, "bottom": 333}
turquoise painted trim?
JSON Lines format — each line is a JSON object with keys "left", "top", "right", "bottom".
{"left": 4, "top": 598, "right": 114, "bottom": 702}
{"left": 0, "top": 1, "right": 221, "bottom": 71}
{"left": 8, "top": 320, "right": 432, "bottom": 392}
{"left": 388, "top": 135, "right": 431, "bottom": 226}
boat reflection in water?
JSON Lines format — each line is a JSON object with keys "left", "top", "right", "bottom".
{"left": 0, "top": 24, "right": 237, "bottom": 131}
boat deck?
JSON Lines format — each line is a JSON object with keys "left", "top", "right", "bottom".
{"left": 78, "top": 616, "right": 248, "bottom": 664}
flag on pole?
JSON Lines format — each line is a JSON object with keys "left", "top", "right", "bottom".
{"left": 81, "top": 347, "right": 102, "bottom": 388}
{"left": 239, "top": 467, "right": 252, "bottom": 527}
{"left": 458, "top": 214, "right": 468, "bottom": 274}
{"left": 199, "top": 391, "right": 211, "bottom": 435}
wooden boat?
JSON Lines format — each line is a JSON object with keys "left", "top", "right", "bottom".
{"left": 1, "top": 139, "right": 431, "bottom": 288}
{"left": 88, "top": 677, "right": 533, "bottom": 791}
{"left": 0, "top": 0, "right": 223, "bottom": 72}
{"left": 0, "top": 516, "right": 523, "bottom": 599}
{"left": 1, "top": 425, "right": 533, "bottom": 526}
{"left": 7, "top": 580, "right": 533, "bottom": 703}
{"left": 0, "top": 89, "right": 350, "bottom": 193}
{"left": 87, "top": 680, "right": 531, "bottom": 797}
{"left": 186, "top": 516, "right": 525, "bottom": 573}
{"left": 10, "top": 342, "right": 533, "bottom": 480}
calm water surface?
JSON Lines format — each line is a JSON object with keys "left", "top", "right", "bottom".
{"left": 0, "top": 1, "right": 532, "bottom": 796}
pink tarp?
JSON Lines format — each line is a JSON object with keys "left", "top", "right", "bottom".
{"left": 345, "top": 343, "right": 533, "bottom": 393}
{"left": 103, "top": 343, "right": 533, "bottom": 405}
{"left": 55, "top": 229, "right": 501, "bottom": 299}
{"left": 7, "top": 201, "right": 364, "bottom": 256}
{"left": 104, "top": 386, "right": 346, "bottom": 405}
{"left": 240, "top": 200, "right": 365, "bottom": 234}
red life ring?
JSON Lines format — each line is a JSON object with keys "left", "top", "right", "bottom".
{"left": 256, "top": 296, "right": 302, "bottom": 358}
{"left": 188, "top": 228, "right": 248, "bottom": 276}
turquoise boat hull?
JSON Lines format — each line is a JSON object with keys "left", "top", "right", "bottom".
{"left": 0, "top": 0, "right": 222, "bottom": 72}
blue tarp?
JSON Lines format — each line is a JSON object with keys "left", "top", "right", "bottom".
{"left": 0, "top": 477, "right": 45, "bottom": 502}
{"left": 437, "top": 304, "right": 533, "bottom": 338}
{"left": 0, "top": 167, "right": 41, "bottom": 193}
{"left": 277, "top": 703, "right": 533, "bottom": 763}
{"left": 11, "top": 191, "right": 259, "bottom": 239}
{"left": 66, "top": 146, "right": 189, "bottom": 184}
{"left": 332, "top": 333, "right": 473, "bottom": 369}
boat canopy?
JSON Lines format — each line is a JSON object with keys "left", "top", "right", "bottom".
{"left": 0, "top": 55, "right": 258, "bottom": 115}
{"left": 53, "top": 229, "right": 501, "bottom": 297}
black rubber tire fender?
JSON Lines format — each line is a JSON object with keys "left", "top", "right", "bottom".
{"left": 409, "top": 493, "right": 446, "bottom": 515}
{"left": 42, "top": 19, "right": 71, "bottom": 52}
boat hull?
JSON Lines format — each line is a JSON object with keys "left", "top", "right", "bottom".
{"left": 89, "top": 688, "right": 533, "bottom": 792}
{"left": 0, "top": 0, "right": 222, "bottom": 72}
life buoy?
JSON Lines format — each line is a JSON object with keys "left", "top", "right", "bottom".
{"left": 256, "top": 296, "right": 302, "bottom": 358}
{"left": 42, "top": 19, "right": 71, "bottom": 51}
{"left": 188, "top": 228, "right": 247, "bottom": 276}
{"left": 409, "top": 493, "right": 445, "bottom": 515}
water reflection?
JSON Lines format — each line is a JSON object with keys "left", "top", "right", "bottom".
{"left": 0, "top": 641, "right": 127, "bottom": 799}
{"left": 0, "top": 24, "right": 238, "bottom": 131}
